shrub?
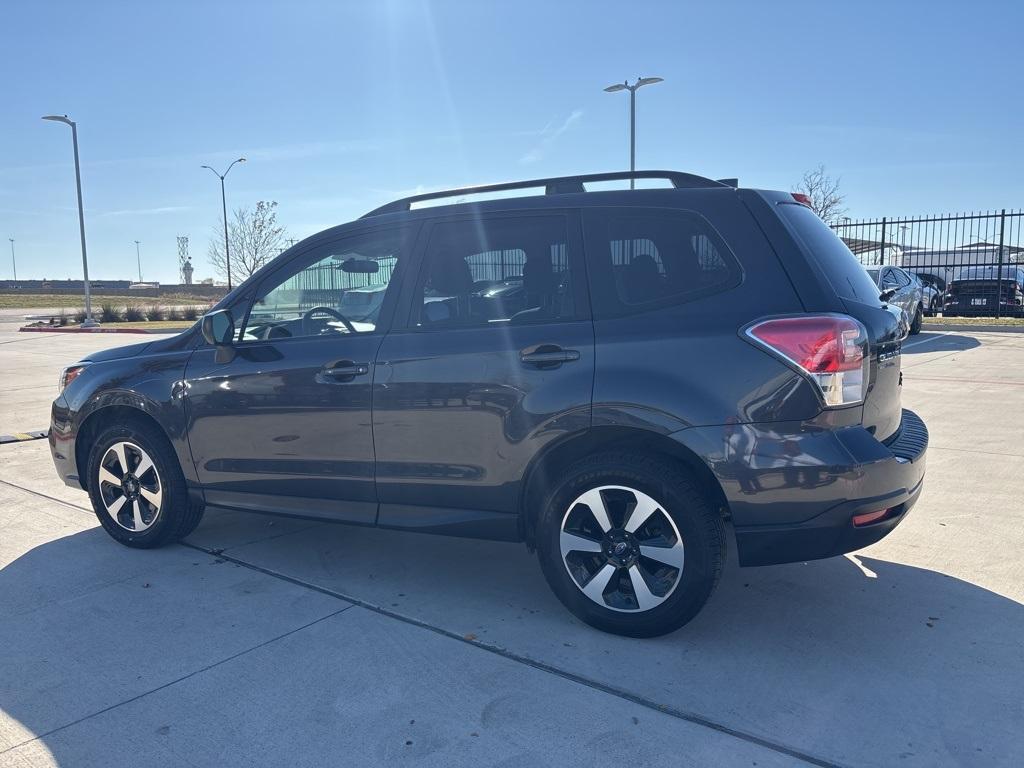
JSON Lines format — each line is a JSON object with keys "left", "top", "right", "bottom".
{"left": 100, "top": 303, "right": 121, "bottom": 323}
{"left": 74, "top": 308, "right": 87, "bottom": 324}
{"left": 57, "top": 309, "right": 69, "bottom": 326}
{"left": 124, "top": 304, "right": 145, "bottom": 322}
{"left": 182, "top": 305, "right": 200, "bottom": 321}
{"left": 167, "top": 306, "right": 184, "bottom": 321}
{"left": 146, "top": 304, "right": 166, "bottom": 321}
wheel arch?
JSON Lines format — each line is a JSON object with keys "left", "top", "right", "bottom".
{"left": 75, "top": 405, "right": 174, "bottom": 492}
{"left": 518, "top": 426, "right": 731, "bottom": 549}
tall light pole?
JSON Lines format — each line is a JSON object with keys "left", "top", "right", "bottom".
{"left": 134, "top": 240, "right": 142, "bottom": 282}
{"left": 603, "top": 77, "right": 664, "bottom": 189}
{"left": 42, "top": 114, "right": 98, "bottom": 326}
{"left": 201, "top": 158, "right": 246, "bottom": 290}
{"left": 7, "top": 239, "right": 14, "bottom": 282}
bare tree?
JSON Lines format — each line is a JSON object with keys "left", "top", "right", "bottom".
{"left": 208, "top": 201, "right": 287, "bottom": 282}
{"left": 794, "top": 164, "right": 847, "bottom": 223}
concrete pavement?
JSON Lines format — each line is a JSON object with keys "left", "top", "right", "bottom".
{"left": 1, "top": 320, "right": 1022, "bottom": 767}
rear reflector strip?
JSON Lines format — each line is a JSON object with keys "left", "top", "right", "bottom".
{"left": 852, "top": 508, "right": 890, "bottom": 527}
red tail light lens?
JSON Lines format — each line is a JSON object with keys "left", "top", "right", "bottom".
{"left": 791, "top": 192, "right": 813, "bottom": 208}
{"left": 745, "top": 315, "right": 868, "bottom": 406}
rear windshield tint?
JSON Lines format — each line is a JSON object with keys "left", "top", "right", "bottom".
{"left": 777, "top": 202, "right": 880, "bottom": 304}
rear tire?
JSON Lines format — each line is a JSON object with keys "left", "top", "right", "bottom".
{"left": 536, "top": 452, "right": 726, "bottom": 637}
{"left": 910, "top": 305, "right": 924, "bottom": 335}
{"left": 86, "top": 420, "right": 205, "bottom": 548}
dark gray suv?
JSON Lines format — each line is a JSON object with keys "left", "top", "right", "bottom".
{"left": 50, "top": 170, "right": 927, "bottom": 637}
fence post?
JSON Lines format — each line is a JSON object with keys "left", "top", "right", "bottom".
{"left": 879, "top": 217, "right": 887, "bottom": 265}
{"left": 995, "top": 209, "right": 1006, "bottom": 319}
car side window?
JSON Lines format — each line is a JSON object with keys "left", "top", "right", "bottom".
{"left": 586, "top": 209, "right": 740, "bottom": 315}
{"left": 893, "top": 268, "right": 912, "bottom": 288}
{"left": 412, "top": 215, "right": 574, "bottom": 328}
{"left": 239, "top": 227, "right": 409, "bottom": 342}
{"left": 880, "top": 268, "right": 899, "bottom": 289}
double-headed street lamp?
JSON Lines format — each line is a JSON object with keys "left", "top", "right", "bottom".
{"left": 42, "top": 114, "right": 98, "bottom": 326}
{"left": 201, "top": 158, "right": 246, "bottom": 290}
{"left": 603, "top": 76, "right": 664, "bottom": 189}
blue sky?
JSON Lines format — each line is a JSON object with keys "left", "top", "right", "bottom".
{"left": 1, "top": 0, "right": 1021, "bottom": 284}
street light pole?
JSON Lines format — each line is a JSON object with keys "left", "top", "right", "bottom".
{"left": 42, "top": 114, "right": 97, "bottom": 326}
{"left": 134, "top": 240, "right": 142, "bottom": 282}
{"left": 603, "top": 77, "right": 664, "bottom": 189}
{"left": 201, "top": 158, "right": 246, "bottom": 290}
{"left": 8, "top": 239, "right": 14, "bottom": 282}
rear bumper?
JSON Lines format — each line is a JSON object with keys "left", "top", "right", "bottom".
{"left": 732, "top": 409, "right": 927, "bottom": 566}
{"left": 671, "top": 408, "right": 928, "bottom": 567}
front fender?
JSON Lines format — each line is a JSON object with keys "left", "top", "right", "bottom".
{"left": 55, "top": 349, "right": 197, "bottom": 489}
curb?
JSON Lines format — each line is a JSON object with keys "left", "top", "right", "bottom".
{"left": 0, "top": 430, "right": 48, "bottom": 445}
{"left": 923, "top": 323, "right": 1024, "bottom": 334}
{"left": 18, "top": 326, "right": 188, "bottom": 335}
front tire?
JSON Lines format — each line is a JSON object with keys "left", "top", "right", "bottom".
{"left": 86, "top": 420, "right": 204, "bottom": 548}
{"left": 537, "top": 453, "right": 726, "bottom": 637}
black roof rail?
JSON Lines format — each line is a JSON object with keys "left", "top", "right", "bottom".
{"left": 360, "top": 170, "right": 729, "bottom": 218}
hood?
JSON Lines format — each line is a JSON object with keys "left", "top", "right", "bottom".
{"left": 82, "top": 327, "right": 198, "bottom": 364}
{"left": 83, "top": 339, "right": 156, "bottom": 363}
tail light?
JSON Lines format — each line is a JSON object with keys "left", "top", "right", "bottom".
{"left": 791, "top": 192, "right": 813, "bottom": 208}
{"left": 744, "top": 315, "right": 868, "bottom": 407}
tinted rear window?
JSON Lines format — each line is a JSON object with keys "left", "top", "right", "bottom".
{"left": 777, "top": 202, "right": 880, "bottom": 304}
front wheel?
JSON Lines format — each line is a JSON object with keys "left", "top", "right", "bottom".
{"left": 87, "top": 421, "right": 204, "bottom": 548}
{"left": 537, "top": 453, "right": 726, "bottom": 637}
{"left": 910, "top": 305, "right": 924, "bottom": 335}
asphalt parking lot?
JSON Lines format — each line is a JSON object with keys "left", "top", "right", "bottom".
{"left": 1, "top": 316, "right": 1022, "bottom": 767}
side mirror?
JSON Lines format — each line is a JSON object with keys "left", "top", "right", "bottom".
{"left": 201, "top": 309, "right": 235, "bottom": 346}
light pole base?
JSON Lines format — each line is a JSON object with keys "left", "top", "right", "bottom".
{"left": 80, "top": 318, "right": 100, "bottom": 328}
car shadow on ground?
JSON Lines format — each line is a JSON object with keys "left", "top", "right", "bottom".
{"left": 2, "top": 517, "right": 1022, "bottom": 766}
{"left": 904, "top": 331, "right": 981, "bottom": 354}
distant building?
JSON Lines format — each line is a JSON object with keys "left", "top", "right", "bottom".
{"left": 182, "top": 259, "right": 194, "bottom": 285}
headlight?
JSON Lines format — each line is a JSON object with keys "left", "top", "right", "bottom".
{"left": 58, "top": 364, "right": 89, "bottom": 393}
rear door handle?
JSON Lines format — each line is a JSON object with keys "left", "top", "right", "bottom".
{"left": 319, "top": 360, "right": 369, "bottom": 383}
{"left": 520, "top": 344, "right": 580, "bottom": 369}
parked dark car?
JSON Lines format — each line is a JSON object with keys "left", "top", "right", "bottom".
{"left": 865, "top": 265, "right": 925, "bottom": 333}
{"left": 944, "top": 265, "right": 1024, "bottom": 316}
{"left": 50, "top": 170, "right": 927, "bottom": 637}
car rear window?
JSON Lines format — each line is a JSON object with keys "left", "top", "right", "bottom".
{"left": 777, "top": 202, "right": 880, "bottom": 304}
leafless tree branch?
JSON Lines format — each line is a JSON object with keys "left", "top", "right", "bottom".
{"left": 208, "top": 201, "right": 287, "bottom": 282}
{"left": 794, "top": 164, "right": 847, "bottom": 223}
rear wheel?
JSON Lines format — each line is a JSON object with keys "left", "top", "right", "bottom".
{"left": 536, "top": 453, "right": 725, "bottom": 637}
{"left": 87, "top": 421, "right": 204, "bottom": 548}
{"left": 910, "top": 304, "right": 924, "bottom": 335}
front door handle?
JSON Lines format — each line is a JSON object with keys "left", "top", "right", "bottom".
{"left": 520, "top": 344, "right": 580, "bottom": 369}
{"left": 319, "top": 360, "right": 369, "bottom": 383}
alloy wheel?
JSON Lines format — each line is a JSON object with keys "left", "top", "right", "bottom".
{"left": 97, "top": 441, "right": 163, "bottom": 532}
{"left": 559, "top": 485, "right": 684, "bottom": 612}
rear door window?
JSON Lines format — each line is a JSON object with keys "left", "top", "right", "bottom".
{"left": 583, "top": 208, "right": 740, "bottom": 316}
{"left": 776, "top": 202, "right": 881, "bottom": 304}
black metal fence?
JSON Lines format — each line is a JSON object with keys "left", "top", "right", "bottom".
{"left": 829, "top": 210, "right": 1024, "bottom": 318}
